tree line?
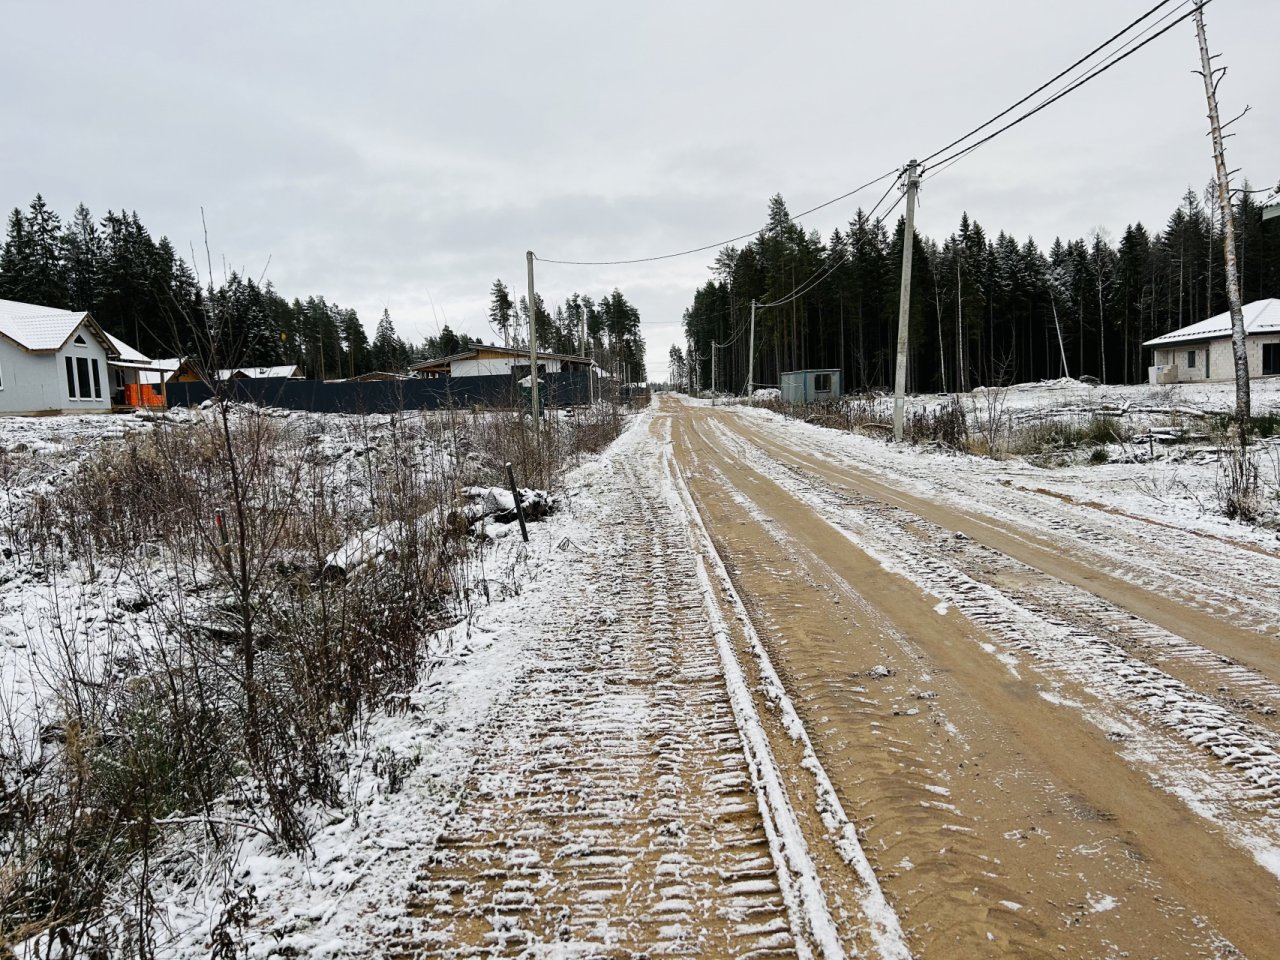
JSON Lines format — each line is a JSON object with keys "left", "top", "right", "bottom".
{"left": 488, "top": 279, "right": 647, "bottom": 382}
{"left": 680, "top": 183, "right": 1280, "bottom": 394}
{"left": 0, "top": 195, "right": 648, "bottom": 382}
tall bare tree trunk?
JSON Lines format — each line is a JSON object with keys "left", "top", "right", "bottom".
{"left": 1195, "top": 5, "right": 1250, "bottom": 427}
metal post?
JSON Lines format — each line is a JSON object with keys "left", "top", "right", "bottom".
{"left": 505, "top": 462, "right": 529, "bottom": 542}
{"left": 1194, "top": 5, "right": 1250, "bottom": 427}
{"left": 526, "top": 251, "right": 540, "bottom": 426}
{"left": 892, "top": 160, "right": 920, "bottom": 442}
{"left": 746, "top": 300, "right": 757, "bottom": 400}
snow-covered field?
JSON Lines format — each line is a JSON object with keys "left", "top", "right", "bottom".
{"left": 739, "top": 376, "right": 1280, "bottom": 544}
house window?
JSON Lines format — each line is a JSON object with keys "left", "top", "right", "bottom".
{"left": 1265, "top": 343, "right": 1280, "bottom": 376}
{"left": 1186, "top": 350, "right": 1196, "bottom": 369}
{"left": 66, "top": 356, "right": 102, "bottom": 400}
{"left": 1204, "top": 349, "right": 1210, "bottom": 379}
{"left": 813, "top": 372, "right": 832, "bottom": 392}
{"left": 73, "top": 334, "right": 87, "bottom": 345}
{"left": 0, "top": 358, "right": 4, "bottom": 389}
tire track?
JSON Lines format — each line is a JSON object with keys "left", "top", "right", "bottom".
{"left": 389, "top": 448, "right": 807, "bottom": 958}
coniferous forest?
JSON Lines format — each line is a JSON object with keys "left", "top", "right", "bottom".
{"left": 681, "top": 184, "right": 1280, "bottom": 394}
{"left": 0, "top": 196, "right": 648, "bottom": 381}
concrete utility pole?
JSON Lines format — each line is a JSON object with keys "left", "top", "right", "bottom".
{"left": 746, "top": 300, "right": 757, "bottom": 399}
{"left": 526, "top": 251, "right": 540, "bottom": 425}
{"left": 580, "top": 306, "right": 592, "bottom": 405}
{"left": 1194, "top": 5, "right": 1250, "bottom": 428}
{"left": 892, "top": 160, "right": 921, "bottom": 442}
{"left": 711, "top": 341, "right": 717, "bottom": 405}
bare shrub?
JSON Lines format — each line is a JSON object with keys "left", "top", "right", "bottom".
{"left": 0, "top": 395, "right": 624, "bottom": 952}
{"left": 1218, "top": 443, "right": 1261, "bottom": 522}
{"left": 907, "top": 399, "right": 968, "bottom": 451}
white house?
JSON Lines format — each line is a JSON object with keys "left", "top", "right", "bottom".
{"left": 0, "top": 299, "right": 158, "bottom": 415}
{"left": 1144, "top": 299, "right": 1280, "bottom": 385}
{"left": 140, "top": 360, "right": 304, "bottom": 385}
{"left": 409, "top": 343, "right": 595, "bottom": 380}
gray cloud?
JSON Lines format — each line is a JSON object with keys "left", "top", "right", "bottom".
{"left": 3, "top": 0, "right": 1275, "bottom": 373}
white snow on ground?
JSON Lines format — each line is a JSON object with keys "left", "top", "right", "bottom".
{"left": 2, "top": 403, "right": 908, "bottom": 957}
{"left": 0, "top": 408, "right": 614, "bottom": 956}
{"left": 824, "top": 377, "right": 1280, "bottom": 546}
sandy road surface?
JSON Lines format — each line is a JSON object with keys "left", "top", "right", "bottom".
{"left": 389, "top": 422, "right": 864, "bottom": 958}
{"left": 664, "top": 396, "right": 1280, "bottom": 959}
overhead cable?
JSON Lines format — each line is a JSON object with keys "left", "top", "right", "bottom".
{"left": 920, "top": 0, "right": 1184, "bottom": 166}
{"left": 924, "top": 0, "right": 1212, "bottom": 176}
{"left": 532, "top": 168, "right": 900, "bottom": 266}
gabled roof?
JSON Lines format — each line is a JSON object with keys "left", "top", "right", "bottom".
{"left": 1143, "top": 299, "right": 1280, "bottom": 347}
{"left": 105, "top": 332, "right": 152, "bottom": 365}
{"left": 0, "top": 298, "right": 114, "bottom": 353}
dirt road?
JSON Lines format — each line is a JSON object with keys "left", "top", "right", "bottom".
{"left": 664, "top": 395, "right": 1280, "bottom": 959}
{"left": 393, "top": 398, "right": 1278, "bottom": 959}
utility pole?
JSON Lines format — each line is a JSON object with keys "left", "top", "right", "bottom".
{"left": 580, "top": 306, "right": 592, "bottom": 405}
{"left": 526, "top": 251, "right": 540, "bottom": 426}
{"left": 746, "top": 299, "right": 757, "bottom": 399}
{"left": 892, "top": 160, "right": 921, "bottom": 442}
{"left": 1194, "top": 5, "right": 1250, "bottom": 429}
{"left": 711, "top": 342, "right": 717, "bottom": 405}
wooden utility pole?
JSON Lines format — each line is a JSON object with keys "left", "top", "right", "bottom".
{"left": 892, "top": 161, "right": 921, "bottom": 442}
{"left": 746, "top": 300, "right": 757, "bottom": 399}
{"left": 1194, "top": 4, "right": 1250, "bottom": 427}
{"left": 526, "top": 251, "right": 540, "bottom": 424}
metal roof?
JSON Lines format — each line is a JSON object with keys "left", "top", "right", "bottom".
{"left": 409, "top": 344, "right": 593, "bottom": 370}
{"left": 1143, "top": 299, "right": 1280, "bottom": 347}
{"left": 105, "top": 332, "right": 152, "bottom": 365}
{"left": 0, "top": 298, "right": 99, "bottom": 352}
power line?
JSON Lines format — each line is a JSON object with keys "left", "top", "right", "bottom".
{"left": 755, "top": 170, "right": 904, "bottom": 308}
{"left": 756, "top": 175, "right": 907, "bottom": 310}
{"left": 924, "top": 0, "right": 1212, "bottom": 176}
{"left": 535, "top": 0, "right": 1213, "bottom": 291}
{"left": 920, "top": 0, "right": 1184, "bottom": 166}
{"left": 532, "top": 168, "right": 900, "bottom": 266}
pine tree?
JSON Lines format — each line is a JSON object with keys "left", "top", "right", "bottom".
{"left": 488, "top": 278, "right": 515, "bottom": 346}
{"left": 0, "top": 208, "right": 31, "bottom": 300}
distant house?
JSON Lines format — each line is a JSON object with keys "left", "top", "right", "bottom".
{"left": 148, "top": 360, "right": 305, "bottom": 384}
{"left": 0, "top": 299, "right": 158, "bottom": 414}
{"left": 1144, "top": 299, "right": 1280, "bottom": 384}
{"left": 409, "top": 343, "right": 595, "bottom": 381}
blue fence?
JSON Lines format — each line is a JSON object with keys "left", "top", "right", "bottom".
{"left": 165, "top": 371, "right": 596, "bottom": 414}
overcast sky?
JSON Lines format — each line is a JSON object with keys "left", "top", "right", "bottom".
{"left": 3, "top": 0, "right": 1276, "bottom": 377}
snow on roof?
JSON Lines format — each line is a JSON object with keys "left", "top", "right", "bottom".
{"left": 408, "top": 344, "right": 593, "bottom": 370}
{"left": 0, "top": 298, "right": 95, "bottom": 351}
{"left": 1143, "top": 299, "right": 1280, "bottom": 347}
{"left": 105, "top": 332, "right": 152, "bottom": 365}
{"left": 218, "top": 365, "right": 302, "bottom": 379}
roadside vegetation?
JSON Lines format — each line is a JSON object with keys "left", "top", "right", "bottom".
{"left": 0, "top": 396, "right": 626, "bottom": 956}
{"left": 746, "top": 387, "right": 1280, "bottom": 526}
